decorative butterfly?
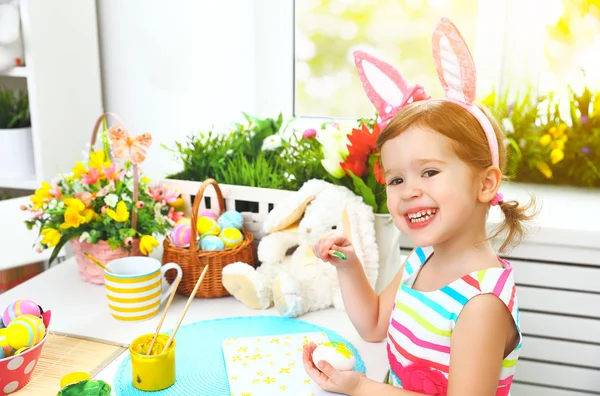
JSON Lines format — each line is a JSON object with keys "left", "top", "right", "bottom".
{"left": 108, "top": 125, "right": 152, "bottom": 164}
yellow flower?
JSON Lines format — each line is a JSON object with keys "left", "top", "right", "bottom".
{"left": 549, "top": 124, "right": 567, "bottom": 139}
{"left": 71, "top": 162, "right": 87, "bottom": 179}
{"left": 89, "top": 150, "right": 111, "bottom": 171}
{"left": 40, "top": 228, "right": 61, "bottom": 247}
{"left": 552, "top": 140, "right": 565, "bottom": 150}
{"left": 550, "top": 148, "right": 564, "bottom": 164}
{"left": 59, "top": 198, "right": 92, "bottom": 229}
{"left": 82, "top": 209, "right": 95, "bottom": 223}
{"left": 140, "top": 235, "right": 159, "bottom": 255}
{"left": 535, "top": 161, "right": 553, "bottom": 179}
{"left": 64, "top": 198, "right": 85, "bottom": 212}
{"left": 106, "top": 201, "right": 129, "bottom": 222}
{"left": 141, "top": 177, "right": 150, "bottom": 184}
{"left": 539, "top": 134, "right": 552, "bottom": 147}
{"left": 60, "top": 207, "right": 85, "bottom": 229}
{"left": 30, "top": 182, "right": 52, "bottom": 209}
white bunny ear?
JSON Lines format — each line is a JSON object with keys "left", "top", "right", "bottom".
{"left": 353, "top": 51, "right": 430, "bottom": 128}
{"left": 431, "top": 18, "right": 477, "bottom": 104}
{"left": 262, "top": 179, "right": 329, "bottom": 234}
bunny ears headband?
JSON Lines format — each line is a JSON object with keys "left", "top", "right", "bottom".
{"left": 353, "top": 18, "right": 500, "bottom": 169}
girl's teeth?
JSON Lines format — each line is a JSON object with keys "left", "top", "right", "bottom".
{"left": 408, "top": 210, "right": 437, "bottom": 223}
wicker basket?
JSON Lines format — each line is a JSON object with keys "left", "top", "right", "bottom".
{"left": 162, "top": 178, "right": 256, "bottom": 298}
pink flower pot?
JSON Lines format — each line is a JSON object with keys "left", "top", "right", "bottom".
{"left": 70, "top": 239, "right": 143, "bottom": 284}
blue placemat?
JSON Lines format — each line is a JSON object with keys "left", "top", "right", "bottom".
{"left": 113, "top": 315, "right": 365, "bottom": 395}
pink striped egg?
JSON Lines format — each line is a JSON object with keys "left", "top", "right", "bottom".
{"left": 170, "top": 222, "right": 192, "bottom": 247}
{"left": 199, "top": 210, "right": 218, "bottom": 220}
{"left": 2, "top": 300, "right": 41, "bottom": 327}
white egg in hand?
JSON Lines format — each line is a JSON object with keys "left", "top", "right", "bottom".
{"left": 312, "top": 342, "right": 356, "bottom": 371}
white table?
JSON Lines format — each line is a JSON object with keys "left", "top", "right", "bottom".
{"left": 0, "top": 257, "right": 388, "bottom": 394}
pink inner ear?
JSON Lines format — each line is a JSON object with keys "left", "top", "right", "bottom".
{"left": 431, "top": 18, "right": 477, "bottom": 104}
{"left": 353, "top": 51, "right": 410, "bottom": 116}
{"left": 353, "top": 50, "right": 430, "bottom": 127}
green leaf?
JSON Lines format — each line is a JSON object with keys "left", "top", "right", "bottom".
{"left": 49, "top": 236, "right": 70, "bottom": 265}
{"left": 107, "top": 237, "right": 121, "bottom": 250}
{"left": 347, "top": 171, "right": 377, "bottom": 211}
{"left": 378, "top": 198, "right": 389, "bottom": 214}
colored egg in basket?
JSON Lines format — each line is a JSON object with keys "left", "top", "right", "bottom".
{"left": 199, "top": 210, "right": 218, "bottom": 220}
{"left": 7, "top": 314, "right": 45, "bottom": 350}
{"left": 217, "top": 210, "right": 243, "bottom": 230}
{"left": 176, "top": 217, "right": 191, "bottom": 225}
{"left": 219, "top": 227, "right": 244, "bottom": 248}
{"left": 200, "top": 235, "right": 225, "bottom": 251}
{"left": 196, "top": 216, "right": 220, "bottom": 237}
{"left": 2, "top": 300, "right": 41, "bottom": 327}
{"left": 0, "top": 329, "right": 15, "bottom": 358}
{"left": 170, "top": 222, "right": 193, "bottom": 247}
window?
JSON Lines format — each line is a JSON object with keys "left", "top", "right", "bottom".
{"left": 539, "top": 0, "right": 600, "bottom": 94}
{"left": 294, "top": 0, "right": 481, "bottom": 118}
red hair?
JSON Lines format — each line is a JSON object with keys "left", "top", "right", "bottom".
{"left": 375, "top": 100, "right": 537, "bottom": 252}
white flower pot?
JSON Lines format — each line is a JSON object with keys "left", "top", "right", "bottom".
{"left": 374, "top": 213, "right": 403, "bottom": 293}
{"left": 0, "top": 127, "right": 35, "bottom": 180}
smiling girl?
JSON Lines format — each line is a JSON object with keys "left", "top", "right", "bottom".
{"left": 303, "top": 18, "right": 536, "bottom": 396}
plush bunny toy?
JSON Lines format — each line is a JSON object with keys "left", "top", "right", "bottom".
{"left": 222, "top": 179, "right": 379, "bottom": 318}
{"left": 0, "top": 0, "right": 23, "bottom": 72}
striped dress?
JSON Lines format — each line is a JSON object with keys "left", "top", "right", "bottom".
{"left": 386, "top": 246, "right": 521, "bottom": 396}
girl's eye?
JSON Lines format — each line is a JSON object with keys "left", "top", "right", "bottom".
{"left": 423, "top": 170, "right": 439, "bottom": 178}
{"left": 388, "top": 178, "right": 403, "bottom": 186}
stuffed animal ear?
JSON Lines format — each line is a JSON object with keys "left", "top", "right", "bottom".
{"left": 431, "top": 18, "right": 477, "bottom": 105}
{"left": 268, "top": 196, "right": 314, "bottom": 233}
{"left": 343, "top": 202, "right": 379, "bottom": 289}
{"left": 262, "top": 179, "right": 331, "bottom": 234}
{"left": 353, "top": 50, "right": 430, "bottom": 129}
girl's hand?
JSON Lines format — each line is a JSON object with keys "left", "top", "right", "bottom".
{"left": 302, "top": 341, "right": 365, "bottom": 395}
{"left": 312, "top": 231, "right": 358, "bottom": 270}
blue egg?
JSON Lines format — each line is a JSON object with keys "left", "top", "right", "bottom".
{"left": 200, "top": 235, "right": 225, "bottom": 251}
{"left": 218, "top": 210, "right": 244, "bottom": 230}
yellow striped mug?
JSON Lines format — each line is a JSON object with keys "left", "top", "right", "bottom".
{"left": 104, "top": 257, "right": 182, "bottom": 322}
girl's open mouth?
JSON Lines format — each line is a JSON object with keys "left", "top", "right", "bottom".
{"left": 405, "top": 208, "right": 438, "bottom": 229}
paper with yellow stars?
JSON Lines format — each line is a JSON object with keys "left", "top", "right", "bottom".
{"left": 223, "top": 332, "right": 333, "bottom": 395}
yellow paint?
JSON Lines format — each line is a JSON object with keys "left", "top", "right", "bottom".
{"left": 60, "top": 372, "right": 90, "bottom": 388}
{"left": 130, "top": 333, "right": 176, "bottom": 391}
{"left": 322, "top": 342, "right": 353, "bottom": 359}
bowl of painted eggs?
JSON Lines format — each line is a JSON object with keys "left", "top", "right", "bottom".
{"left": 169, "top": 210, "right": 246, "bottom": 251}
{"left": 0, "top": 299, "right": 51, "bottom": 394}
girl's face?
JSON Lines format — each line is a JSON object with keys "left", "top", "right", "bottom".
{"left": 381, "top": 125, "right": 485, "bottom": 248}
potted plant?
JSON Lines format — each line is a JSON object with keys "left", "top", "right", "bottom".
{"left": 22, "top": 114, "right": 184, "bottom": 284}
{"left": 0, "top": 87, "right": 33, "bottom": 180}
{"left": 166, "top": 113, "right": 336, "bottom": 190}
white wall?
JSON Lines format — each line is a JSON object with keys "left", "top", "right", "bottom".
{"left": 97, "top": 0, "right": 258, "bottom": 181}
